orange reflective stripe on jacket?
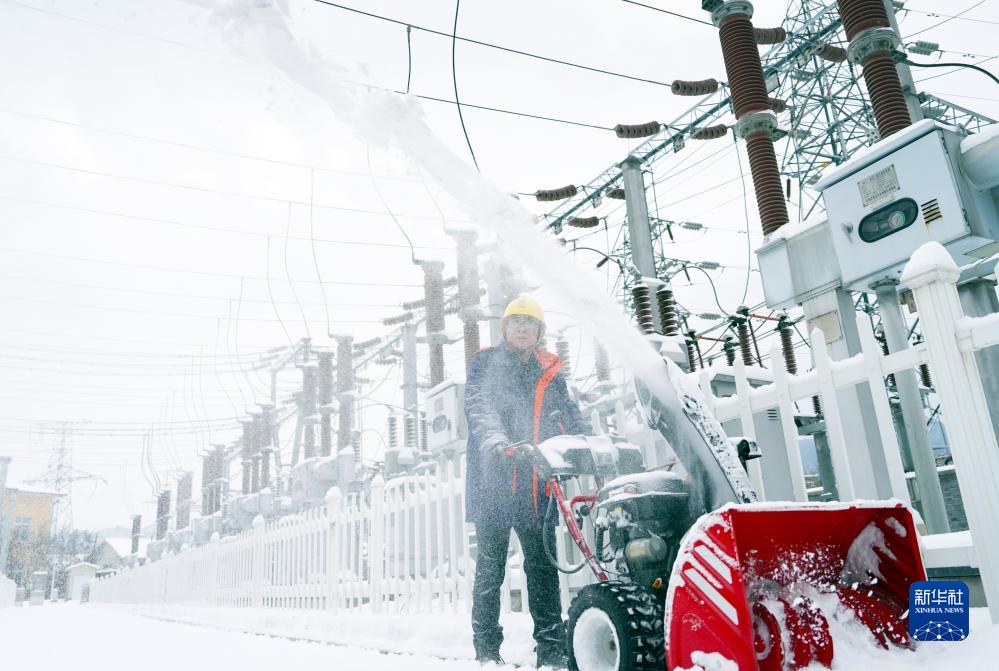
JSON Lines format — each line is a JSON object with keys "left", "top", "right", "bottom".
{"left": 531, "top": 350, "right": 564, "bottom": 519}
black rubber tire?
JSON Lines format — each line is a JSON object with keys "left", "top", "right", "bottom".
{"left": 567, "top": 581, "right": 665, "bottom": 671}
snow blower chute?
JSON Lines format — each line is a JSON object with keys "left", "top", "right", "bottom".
{"left": 528, "top": 358, "right": 926, "bottom": 671}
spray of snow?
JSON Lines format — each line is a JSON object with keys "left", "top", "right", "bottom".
{"left": 181, "top": 0, "right": 678, "bottom": 413}
{"left": 841, "top": 520, "right": 899, "bottom": 584}
{"left": 675, "top": 651, "right": 739, "bottom": 671}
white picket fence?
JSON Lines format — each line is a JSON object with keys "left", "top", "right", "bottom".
{"left": 90, "top": 458, "right": 593, "bottom": 614}
{"left": 91, "top": 244, "right": 999, "bottom": 619}
{"left": 0, "top": 575, "right": 15, "bottom": 609}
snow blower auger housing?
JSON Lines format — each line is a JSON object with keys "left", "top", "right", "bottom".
{"left": 531, "top": 361, "right": 928, "bottom": 671}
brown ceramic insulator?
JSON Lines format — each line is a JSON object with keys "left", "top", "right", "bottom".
{"left": 691, "top": 124, "right": 729, "bottom": 140}
{"left": 815, "top": 43, "right": 848, "bottom": 63}
{"left": 556, "top": 338, "right": 572, "bottom": 373}
{"left": 919, "top": 363, "right": 933, "bottom": 389}
{"left": 768, "top": 97, "right": 788, "bottom": 113}
{"left": 463, "top": 321, "right": 480, "bottom": 370}
{"left": 671, "top": 78, "right": 720, "bottom": 96}
{"left": 567, "top": 216, "right": 601, "bottom": 228}
{"left": 686, "top": 340, "right": 698, "bottom": 372}
{"left": 387, "top": 415, "right": 398, "bottom": 449}
{"left": 594, "top": 340, "right": 611, "bottom": 382}
{"left": 420, "top": 415, "right": 428, "bottom": 452}
{"left": 718, "top": 14, "right": 771, "bottom": 118}
{"left": 779, "top": 325, "right": 798, "bottom": 375}
{"left": 614, "top": 121, "right": 662, "bottom": 138}
{"left": 535, "top": 185, "right": 578, "bottom": 202}
{"left": 724, "top": 339, "right": 737, "bottom": 366}
{"left": 736, "top": 318, "right": 754, "bottom": 366}
{"left": 606, "top": 187, "right": 626, "bottom": 200}
{"left": 404, "top": 414, "right": 417, "bottom": 450}
{"left": 657, "top": 286, "right": 680, "bottom": 336}
{"left": 862, "top": 52, "right": 912, "bottom": 137}
{"left": 754, "top": 27, "right": 787, "bottom": 44}
{"left": 745, "top": 132, "right": 790, "bottom": 235}
{"left": 632, "top": 285, "right": 655, "bottom": 335}
{"left": 812, "top": 395, "right": 823, "bottom": 418}
{"left": 837, "top": 0, "right": 890, "bottom": 40}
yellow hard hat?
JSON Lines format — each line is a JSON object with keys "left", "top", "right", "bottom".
{"left": 501, "top": 294, "right": 546, "bottom": 336}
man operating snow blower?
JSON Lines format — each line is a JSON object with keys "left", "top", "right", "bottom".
{"left": 465, "top": 294, "right": 590, "bottom": 669}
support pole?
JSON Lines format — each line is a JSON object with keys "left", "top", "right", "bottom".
{"left": 318, "top": 352, "right": 335, "bottom": 458}
{"left": 620, "top": 156, "right": 662, "bottom": 332}
{"left": 421, "top": 261, "right": 447, "bottom": 387}
{"left": 453, "top": 231, "right": 482, "bottom": 372}
{"left": 336, "top": 336, "right": 356, "bottom": 483}
{"left": 402, "top": 323, "right": 419, "bottom": 462}
{"left": 873, "top": 280, "right": 949, "bottom": 533}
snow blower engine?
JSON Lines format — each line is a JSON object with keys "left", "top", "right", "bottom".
{"left": 526, "top": 364, "right": 927, "bottom": 671}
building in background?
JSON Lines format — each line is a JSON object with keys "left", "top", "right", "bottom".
{"left": 1, "top": 484, "right": 62, "bottom": 586}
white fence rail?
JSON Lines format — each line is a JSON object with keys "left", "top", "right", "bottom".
{"left": 92, "top": 244, "right": 999, "bottom": 619}
{"left": 91, "top": 459, "right": 593, "bottom": 613}
{"left": 0, "top": 575, "right": 15, "bottom": 609}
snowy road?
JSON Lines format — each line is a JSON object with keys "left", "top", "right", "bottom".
{"left": 2, "top": 602, "right": 999, "bottom": 670}
{"left": 0, "top": 603, "right": 502, "bottom": 671}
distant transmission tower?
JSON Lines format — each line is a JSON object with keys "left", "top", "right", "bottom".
{"left": 24, "top": 421, "right": 104, "bottom": 595}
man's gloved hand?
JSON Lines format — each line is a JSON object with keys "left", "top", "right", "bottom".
{"left": 501, "top": 440, "right": 535, "bottom": 460}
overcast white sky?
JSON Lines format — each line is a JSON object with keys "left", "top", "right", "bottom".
{"left": 0, "top": 0, "right": 996, "bottom": 530}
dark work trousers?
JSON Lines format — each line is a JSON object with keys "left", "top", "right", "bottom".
{"left": 471, "top": 523, "right": 564, "bottom": 657}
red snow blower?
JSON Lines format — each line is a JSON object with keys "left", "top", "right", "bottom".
{"left": 529, "top": 368, "right": 927, "bottom": 671}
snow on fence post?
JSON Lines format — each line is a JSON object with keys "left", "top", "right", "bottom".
{"left": 325, "top": 486, "right": 342, "bottom": 612}
{"left": 810, "top": 328, "right": 856, "bottom": 500}
{"left": 855, "top": 312, "right": 911, "bottom": 505}
{"left": 902, "top": 242, "right": 999, "bottom": 623}
{"left": 768, "top": 341, "right": 809, "bottom": 502}
{"left": 369, "top": 476, "right": 385, "bottom": 612}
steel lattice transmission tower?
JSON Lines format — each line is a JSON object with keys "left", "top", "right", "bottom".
{"left": 773, "top": 0, "right": 995, "bottom": 221}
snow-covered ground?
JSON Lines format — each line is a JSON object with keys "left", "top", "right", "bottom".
{"left": 0, "top": 602, "right": 997, "bottom": 670}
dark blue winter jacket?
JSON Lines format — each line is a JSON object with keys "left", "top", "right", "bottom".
{"left": 464, "top": 344, "right": 590, "bottom": 528}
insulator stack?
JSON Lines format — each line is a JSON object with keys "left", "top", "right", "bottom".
{"left": 401, "top": 298, "right": 425, "bottom": 310}
{"left": 768, "top": 97, "right": 788, "bottom": 113}
{"left": 387, "top": 415, "right": 398, "bottom": 450}
{"left": 594, "top": 340, "right": 611, "bottom": 383}
{"left": 691, "top": 125, "right": 729, "bottom": 140}
{"left": 555, "top": 337, "right": 572, "bottom": 374}
{"left": 815, "top": 43, "right": 848, "bottom": 62}
{"left": 656, "top": 286, "right": 680, "bottom": 336}
{"left": 671, "top": 78, "right": 720, "bottom": 96}
{"left": 336, "top": 336, "right": 356, "bottom": 455}
{"left": 837, "top": 0, "right": 912, "bottom": 138}
{"left": 632, "top": 285, "right": 655, "bottom": 334}
{"left": 404, "top": 414, "right": 417, "bottom": 450}
{"left": 454, "top": 230, "right": 481, "bottom": 372}
{"left": 813, "top": 395, "right": 823, "bottom": 418}
{"left": 567, "top": 216, "right": 600, "bottom": 228}
{"left": 746, "top": 133, "right": 789, "bottom": 236}
{"left": 351, "top": 431, "right": 361, "bottom": 467}
{"left": 686, "top": 339, "right": 698, "bottom": 372}
{"left": 383, "top": 311, "right": 413, "bottom": 326}
{"left": 318, "top": 352, "right": 334, "bottom": 458}
{"left": 614, "top": 121, "right": 661, "bottom": 138}
{"left": 778, "top": 321, "right": 797, "bottom": 375}
{"left": 353, "top": 337, "right": 381, "bottom": 351}
{"left": 723, "top": 337, "right": 737, "bottom": 366}
{"left": 735, "top": 316, "right": 754, "bottom": 367}
{"left": 420, "top": 414, "right": 428, "bottom": 453}
{"left": 753, "top": 27, "right": 787, "bottom": 44}
{"left": 919, "top": 362, "right": 933, "bottom": 389}
{"left": 422, "top": 261, "right": 447, "bottom": 387}
{"left": 606, "top": 187, "right": 626, "bottom": 200}
{"left": 535, "top": 185, "right": 578, "bottom": 202}
{"left": 712, "top": 3, "right": 789, "bottom": 236}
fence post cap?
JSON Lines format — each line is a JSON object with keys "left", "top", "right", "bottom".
{"left": 252, "top": 514, "right": 266, "bottom": 529}
{"left": 901, "top": 242, "right": 960, "bottom": 289}
{"left": 325, "top": 486, "right": 343, "bottom": 503}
